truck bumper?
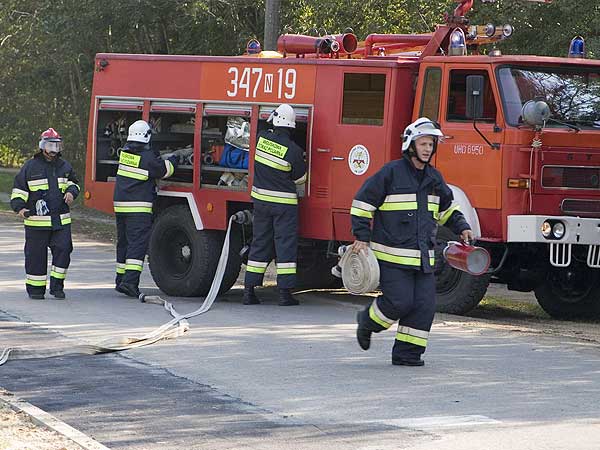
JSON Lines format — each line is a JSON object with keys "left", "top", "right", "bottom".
{"left": 507, "top": 215, "right": 600, "bottom": 268}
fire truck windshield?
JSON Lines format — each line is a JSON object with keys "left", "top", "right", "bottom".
{"left": 498, "top": 66, "right": 600, "bottom": 128}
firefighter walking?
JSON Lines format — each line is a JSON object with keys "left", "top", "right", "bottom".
{"left": 243, "top": 104, "right": 307, "bottom": 306}
{"left": 351, "top": 118, "right": 473, "bottom": 366}
{"left": 10, "top": 128, "right": 80, "bottom": 300}
{"left": 113, "top": 120, "right": 178, "bottom": 298}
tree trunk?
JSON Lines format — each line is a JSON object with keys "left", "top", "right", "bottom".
{"left": 263, "top": 0, "right": 281, "bottom": 51}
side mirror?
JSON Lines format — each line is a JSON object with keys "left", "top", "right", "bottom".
{"left": 521, "top": 100, "right": 551, "bottom": 127}
{"left": 466, "top": 75, "right": 485, "bottom": 120}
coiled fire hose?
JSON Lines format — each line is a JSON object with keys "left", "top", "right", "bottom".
{"left": 333, "top": 245, "right": 380, "bottom": 295}
{"left": 0, "top": 211, "right": 251, "bottom": 366}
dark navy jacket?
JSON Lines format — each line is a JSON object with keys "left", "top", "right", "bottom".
{"left": 351, "top": 155, "right": 470, "bottom": 273}
{"left": 10, "top": 153, "right": 80, "bottom": 230}
{"left": 113, "top": 142, "right": 177, "bottom": 214}
{"left": 251, "top": 128, "right": 306, "bottom": 206}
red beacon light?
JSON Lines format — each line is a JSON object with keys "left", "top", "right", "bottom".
{"left": 568, "top": 36, "right": 585, "bottom": 58}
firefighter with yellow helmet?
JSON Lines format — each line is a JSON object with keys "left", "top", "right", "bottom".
{"left": 350, "top": 117, "right": 473, "bottom": 366}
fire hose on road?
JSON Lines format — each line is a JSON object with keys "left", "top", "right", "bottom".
{"left": 0, "top": 211, "right": 251, "bottom": 366}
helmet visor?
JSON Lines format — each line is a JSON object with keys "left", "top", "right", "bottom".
{"left": 44, "top": 141, "right": 62, "bottom": 153}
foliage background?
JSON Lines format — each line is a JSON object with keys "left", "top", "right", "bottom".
{"left": 0, "top": 0, "right": 597, "bottom": 173}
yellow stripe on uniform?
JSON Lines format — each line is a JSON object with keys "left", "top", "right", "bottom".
{"left": 125, "top": 259, "right": 144, "bottom": 271}
{"left": 438, "top": 204, "right": 461, "bottom": 225}
{"left": 379, "top": 194, "right": 418, "bottom": 211}
{"left": 255, "top": 150, "right": 291, "bottom": 172}
{"left": 368, "top": 300, "right": 395, "bottom": 329}
{"left": 276, "top": 262, "right": 296, "bottom": 275}
{"left": 113, "top": 201, "right": 153, "bottom": 214}
{"left": 50, "top": 265, "right": 67, "bottom": 280}
{"left": 27, "top": 179, "right": 49, "bottom": 191}
{"left": 395, "top": 325, "right": 429, "bottom": 347}
{"left": 351, "top": 200, "right": 376, "bottom": 219}
{"left": 26, "top": 274, "right": 47, "bottom": 287}
{"left": 117, "top": 164, "right": 149, "bottom": 181}
{"left": 247, "top": 260, "right": 268, "bottom": 274}
{"left": 251, "top": 186, "right": 298, "bottom": 205}
{"left": 24, "top": 216, "right": 52, "bottom": 227}
{"left": 10, "top": 188, "right": 29, "bottom": 202}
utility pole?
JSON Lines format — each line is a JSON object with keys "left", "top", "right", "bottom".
{"left": 263, "top": 0, "right": 281, "bottom": 51}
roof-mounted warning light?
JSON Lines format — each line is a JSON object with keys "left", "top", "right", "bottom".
{"left": 568, "top": 36, "right": 585, "bottom": 58}
{"left": 449, "top": 28, "right": 467, "bottom": 56}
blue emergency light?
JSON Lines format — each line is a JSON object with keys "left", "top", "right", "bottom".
{"left": 449, "top": 28, "right": 466, "bottom": 56}
{"left": 568, "top": 36, "right": 585, "bottom": 58}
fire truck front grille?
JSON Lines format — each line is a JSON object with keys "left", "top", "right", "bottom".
{"left": 542, "top": 166, "right": 600, "bottom": 190}
{"left": 561, "top": 199, "right": 600, "bottom": 217}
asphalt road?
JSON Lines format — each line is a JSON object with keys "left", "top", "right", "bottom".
{"left": 1, "top": 219, "right": 600, "bottom": 450}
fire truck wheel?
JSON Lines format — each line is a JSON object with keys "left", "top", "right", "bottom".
{"left": 148, "top": 205, "right": 242, "bottom": 297}
{"left": 296, "top": 249, "right": 342, "bottom": 289}
{"left": 534, "top": 266, "right": 600, "bottom": 319}
{"left": 434, "top": 227, "right": 491, "bottom": 315}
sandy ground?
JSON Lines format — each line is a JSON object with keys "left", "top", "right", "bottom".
{"left": 0, "top": 396, "right": 84, "bottom": 450}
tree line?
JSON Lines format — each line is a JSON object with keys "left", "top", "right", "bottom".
{"left": 0, "top": 0, "right": 597, "bottom": 174}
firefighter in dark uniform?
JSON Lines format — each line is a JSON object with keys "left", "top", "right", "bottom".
{"left": 10, "top": 128, "right": 80, "bottom": 300}
{"left": 351, "top": 118, "right": 473, "bottom": 366}
{"left": 243, "top": 104, "right": 307, "bottom": 306}
{"left": 113, "top": 120, "right": 178, "bottom": 298}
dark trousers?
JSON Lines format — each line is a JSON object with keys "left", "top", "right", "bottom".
{"left": 24, "top": 226, "right": 73, "bottom": 295}
{"left": 115, "top": 213, "right": 152, "bottom": 288}
{"left": 244, "top": 201, "right": 298, "bottom": 290}
{"left": 357, "top": 264, "right": 436, "bottom": 361}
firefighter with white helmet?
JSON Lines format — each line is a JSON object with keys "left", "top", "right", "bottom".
{"left": 243, "top": 104, "right": 307, "bottom": 306}
{"left": 10, "top": 128, "right": 80, "bottom": 300}
{"left": 113, "top": 120, "right": 178, "bottom": 298}
{"left": 350, "top": 117, "right": 473, "bottom": 366}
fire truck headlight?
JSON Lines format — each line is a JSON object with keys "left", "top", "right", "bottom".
{"left": 502, "top": 24, "right": 513, "bottom": 37}
{"left": 552, "top": 222, "right": 565, "bottom": 239}
{"left": 541, "top": 221, "right": 552, "bottom": 238}
{"left": 485, "top": 24, "right": 496, "bottom": 37}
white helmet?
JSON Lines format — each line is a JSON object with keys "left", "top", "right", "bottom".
{"left": 401, "top": 117, "right": 444, "bottom": 151}
{"left": 128, "top": 120, "right": 152, "bottom": 143}
{"left": 268, "top": 104, "right": 296, "bottom": 128}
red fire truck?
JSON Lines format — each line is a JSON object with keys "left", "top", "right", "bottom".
{"left": 84, "top": 0, "right": 600, "bottom": 318}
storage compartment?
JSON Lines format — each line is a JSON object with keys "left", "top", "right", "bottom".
{"left": 150, "top": 103, "right": 196, "bottom": 184}
{"left": 95, "top": 100, "right": 143, "bottom": 182}
{"left": 200, "top": 104, "right": 251, "bottom": 191}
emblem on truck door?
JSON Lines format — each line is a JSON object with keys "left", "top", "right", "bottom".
{"left": 348, "top": 145, "right": 370, "bottom": 175}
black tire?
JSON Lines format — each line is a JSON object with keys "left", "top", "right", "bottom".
{"left": 296, "top": 248, "right": 342, "bottom": 290}
{"left": 148, "top": 205, "right": 242, "bottom": 297}
{"left": 534, "top": 265, "right": 600, "bottom": 319}
{"left": 434, "top": 227, "right": 491, "bottom": 314}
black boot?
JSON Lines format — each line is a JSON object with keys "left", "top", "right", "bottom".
{"left": 392, "top": 357, "right": 424, "bottom": 367}
{"left": 278, "top": 289, "right": 299, "bottom": 306}
{"left": 243, "top": 286, "right": 261, "bottom": 305}
{"left": 117, "top": 282, "right": 140, "bottom": 298}
{"left": 356, "top": 312, "right": 372, "bottom": 351}
{"left": 49, "top": 289, "right": 66, "bottom": 300}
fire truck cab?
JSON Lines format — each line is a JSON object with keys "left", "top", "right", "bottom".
{"left": 85, "top": 0, "right": 600, "bottom": 318}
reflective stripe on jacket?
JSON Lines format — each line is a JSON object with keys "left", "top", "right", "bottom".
{"left": 351, "top": 155, "right": 469, "bottom": 273}
{"left": 251, "top": 128, "right": 306, "bottom": 206}
{"left": 113, "top": 142, "right": 177, "bottom": 213}
{"left": 10, "top": 153, "right": 80, "bottom": 230}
